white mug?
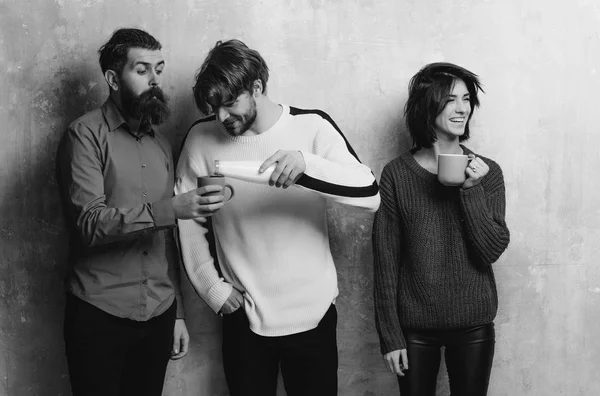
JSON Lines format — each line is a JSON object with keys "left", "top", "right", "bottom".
{"left": 437, "top": 154, "right": 470, "bottom": 186}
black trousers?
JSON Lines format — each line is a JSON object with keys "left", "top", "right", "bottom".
{"left": 222, "top": 304, "right": 339, "bottom": 396}
{"left": 398, "top": 323, "right": 495, "bottom": 396}
{"left": 63, "top": 293, "right": 176, "bottom": 396}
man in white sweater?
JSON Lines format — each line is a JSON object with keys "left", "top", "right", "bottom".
{"left": 175, "top": 39, "right": 380, "bottom": 396}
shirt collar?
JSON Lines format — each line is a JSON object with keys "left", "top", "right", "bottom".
{"left": 102, "top": 97, "right": 127, "bottom": 132}
{"left": 101, "top": 98, "right": 155, "bottom": 137}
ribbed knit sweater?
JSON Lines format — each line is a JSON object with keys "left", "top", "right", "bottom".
{"left": 175, "top": 105, "right": 380, "bottom": 337}
{"left": 372, "top": 147, "right": 510, "bottom": 354}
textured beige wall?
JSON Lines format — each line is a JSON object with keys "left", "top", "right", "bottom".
{"left": 1, "top": 0, "right": 599, "bottom": 395}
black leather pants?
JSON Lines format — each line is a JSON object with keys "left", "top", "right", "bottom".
{"left": 398, "top": 323, "right": 495, "bottom": 396}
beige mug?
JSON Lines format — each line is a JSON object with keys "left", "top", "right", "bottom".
{"left": 197, "top": 175, "right": 235, "bottom": 204}
{"left": 437, "top": 154, "right": 470, "bottom": 186}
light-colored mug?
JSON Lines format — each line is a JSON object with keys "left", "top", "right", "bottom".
{"left": 197, "top": 175, "right": 235, "bottom": 204}
{"left": 437, "top": 154, "right": 470, "bottom": 186}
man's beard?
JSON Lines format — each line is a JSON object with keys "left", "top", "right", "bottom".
{"left": 121, "top": 85, "right": 171, "bottom": 131}
{"left": 222, "top": 97, "right": 257, "bottom": 136}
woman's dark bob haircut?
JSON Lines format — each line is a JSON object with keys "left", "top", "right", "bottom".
{"left": 404, "top": 62, "right": 484, "bottom": 149}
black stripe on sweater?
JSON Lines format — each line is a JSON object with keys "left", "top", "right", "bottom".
{"left": 176, "top": 116, "right": 224, "bottom": 296}
{"left": 289, "top": 107, "right": 379, "bottom": 197}
{"left": 296, "top": 175, "right": 379, "bottom": 197}
{"left": 289, "top": 107, "right": 362, "bottom": 162}
{"left": 178, "top": 114, "right": 217, "bottom": 154}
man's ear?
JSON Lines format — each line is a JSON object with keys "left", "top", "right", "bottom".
{"left": 104, "top": 70, "right": 119, "bottom": 91}
{"left": 252, "top": 79, "right": 264, "bottom": 96}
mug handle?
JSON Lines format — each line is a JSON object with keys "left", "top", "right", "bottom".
{"left": 223, "top": 184, "right": 235, "bottom": 204}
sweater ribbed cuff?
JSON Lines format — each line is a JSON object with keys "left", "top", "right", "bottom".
{"left": 206, "top": 280, "right": 233, "bottom": 313}
{"left": 380, "top": 331, "right": 407, "bottom": 355}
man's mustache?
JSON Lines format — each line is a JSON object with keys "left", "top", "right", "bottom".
{"left": 139, "top": 87, "right": 168, "bottom": 104}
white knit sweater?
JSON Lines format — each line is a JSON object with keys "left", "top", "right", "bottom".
{"left": 175, "top": 105, "right": 380, "bottom": 336}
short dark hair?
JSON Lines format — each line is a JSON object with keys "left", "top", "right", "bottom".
{"left": 98, "top": 28, "right": 161, "bottom": 75}
{"left": 404, "top": 62, "right": 484, "bottom": 149}
{"left": 193, "top": 39, "right": 269, "bottom": 115}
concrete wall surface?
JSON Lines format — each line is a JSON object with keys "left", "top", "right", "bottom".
{"left": 1, "top": 0, "right": 599, "bottom": 395}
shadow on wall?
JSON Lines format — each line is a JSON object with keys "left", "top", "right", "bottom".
{"left": 1, "top": 59, "right": 103, "bottom": 395}
{"left": 369, "top": 94, "right": 412, "bottom": 179}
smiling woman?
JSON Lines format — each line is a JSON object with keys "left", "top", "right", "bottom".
{"left": 404, "top": 62, "right": 483, "bottom": 152}
{"left": 435, "top": 79, "right": 471, "bottom": 139}
{"left": 372, "top": 62, "right": 510, "bottom": 396}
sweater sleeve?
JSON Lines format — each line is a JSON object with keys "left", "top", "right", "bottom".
{"left": 372, "top": 164, "right": 406, "bottom": 354}
{"left": 174, "top": 147, "right": 233, "bottom": 313}
{"left": 459, "top": 161, "right": 510, "bottom": 267}
{"left": 296, "top": 114, "right": 380, "bottom": 212}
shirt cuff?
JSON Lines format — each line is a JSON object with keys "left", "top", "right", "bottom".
{"left": 151, "top": 198, "right": 176, "bottom": 228}
{"left": 175, "top": 292, "right": 185, "bottom": 319}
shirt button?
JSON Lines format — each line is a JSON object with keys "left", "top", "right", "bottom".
{"left": 142, "top": 164, "right": 146, "bottom": 168}
{"left": 143, "top": 251, "right": 148, "bottom": 256}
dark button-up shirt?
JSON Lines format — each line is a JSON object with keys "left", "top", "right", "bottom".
{"left": 57, "top": 98, "right": 184, "bottom": 321}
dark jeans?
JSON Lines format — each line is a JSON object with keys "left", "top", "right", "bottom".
{"left": 63, "top": 293, "right": 176, "bottom": 396}
{"left": 222, "top": 304, "right": 339, "bottom": 396}
{"left": 398, "top": 323, "right": 495, "bottom": 396}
